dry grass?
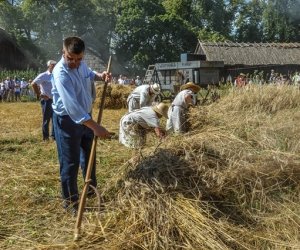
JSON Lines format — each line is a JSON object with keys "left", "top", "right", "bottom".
{"left": 0, "top": 84, "right": 300, "bottom": 249}
{"left": 94, "top": 84, "right": 134, "bottom": 109}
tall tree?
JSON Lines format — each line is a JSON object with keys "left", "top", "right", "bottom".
{"left": 0, "top": 1, "right": 26, "bottom": 38}
{"left": 262, "top": 0, "right": 300, "bottom": 42}
{"left": 19, "top": 0, "right": 115, "bottom": 62}
{"left": 0, "top": 0, "right": 42, "bottom": 65}
{"left": 234, "top": 0, "right": 264, "bottom": 42}
{"left": 114, "top": 0, "right": 197, "bottom": 73}
{"left": 184, "top": 0, "right": 239, "bottom": 41}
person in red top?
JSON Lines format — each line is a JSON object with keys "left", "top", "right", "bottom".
{"left": 235, "top": 73, "right": 247, "bottom": 87}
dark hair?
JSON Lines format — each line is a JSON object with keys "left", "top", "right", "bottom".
{"left": 63, "top": 36, "right": 85, "bottom": 54}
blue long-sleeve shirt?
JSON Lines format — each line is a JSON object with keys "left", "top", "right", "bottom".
{"left": 51, "top": 56, "right": 96, "bottom": 124}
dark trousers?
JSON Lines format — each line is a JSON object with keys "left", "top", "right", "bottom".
{"left": 53, "top": 113, "right": 97, "bottom": 207}
{"left": 40, "top": 99, "right": 54, "bottom": 140}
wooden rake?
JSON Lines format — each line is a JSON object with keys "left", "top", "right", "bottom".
{"left": 74, "top": 56, "right": 112, "bottom": 240}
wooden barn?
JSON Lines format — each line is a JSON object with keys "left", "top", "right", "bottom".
{"left": 0, "top": 28, "right": 37, "bottom": 70}
{"left": 194, "top": 40, "right": 300, "bottom": 81}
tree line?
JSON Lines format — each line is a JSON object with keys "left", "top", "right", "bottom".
{"left": 0, "top": 0, "right": 299, "bottom": 74}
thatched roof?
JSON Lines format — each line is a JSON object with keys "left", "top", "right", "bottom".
{"left": 195, "top": 40, "right": 300, "bottom": 66}
{"left": 0, "top": 28, "right": 36, "bottom": 70}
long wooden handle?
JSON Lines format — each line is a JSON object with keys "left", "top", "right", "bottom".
{"left": 74, "top": 56, "right": 112, "bottom": 241}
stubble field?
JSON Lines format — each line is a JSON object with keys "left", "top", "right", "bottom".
{"left": 0, "top": 84, "right": 299, "bottom": 249}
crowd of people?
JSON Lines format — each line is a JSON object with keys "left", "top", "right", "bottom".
{"left": 0, "top": 76, "right": 35, "bottom": 102}
{"left": 225, "top": 70, "right": 300, "bottom": 87}
{"left": 110, "top": 75, "right": 142, "bottom": 86}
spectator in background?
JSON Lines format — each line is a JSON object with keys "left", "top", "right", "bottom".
{"left": 27, "top": 79, "right": 34, "bottom": 98}
{"left": 118, "top": 75, "right": 124, "bottom": 85}
{"left": 292, "top": 72, "right": 300, "bottom": 85}
{"left": 0, "top": 79, "right": 5, "bottom": 102}
{"left": 235, "top": 73, "right": 247, "bottom": 87}
{"left": 5, "top": 76, "right": 15, "bottom": 102}
{"left": 135, "top": 76, "right": 142, "bottom": 86}
{"left": 14, "top": 80, "right": 21, "bottom": 101}
{"left": 32, "top": 60, "right": 57, "bottom": 141}
{"left": 269, "top": 69, "right": 276, "bottom": 83}
{"left": 20, "top": 78, "right": 29, "bottom": 96}
{"left": 226, "top": 74, "right": 233, "bottom": 85}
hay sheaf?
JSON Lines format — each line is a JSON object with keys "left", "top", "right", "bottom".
{"left": 93, "top": 84, "right": 134, "bottom": 109}
{"left": 88, "top": 85, "right": 300, "bottom": 250}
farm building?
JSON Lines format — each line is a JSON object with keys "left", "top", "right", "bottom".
{"left": 194, "top": 40, "right": 300, "bottom": 80}
{"left": 143, "top": 53, "right": 223, "bottom": 92}
{"left": 144, "top": 40, "right": 300, "bottom": 92}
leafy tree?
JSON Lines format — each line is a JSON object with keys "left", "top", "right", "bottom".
{"left": 234, "top": 0, "right": 264, "bottom": 42}
{"left": 1, "top": 0, "right": 300, "bottom": 73}
{"left": 0, "top": 0, "right": 43, "bottom": 66}
{"left": 0, "top": 1, "right": 26, "bottom": 39}
{"left": 114, "top": 0, "right": 197, "bottom": 73}
{"left": 189, "top": 0, "right": 238, "bottom": 41}
{"left": 19, "top": 0, "right": 115, "bottom": 62}
{"left": 262, "top": 0, "right": 300, "bottom": 42}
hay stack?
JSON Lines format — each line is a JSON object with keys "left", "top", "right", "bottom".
{"left": 93, "top": 84, "right": 134, "bottom": 109}
{"left": 83, "top": 85, "right": 300, "bottom": 249}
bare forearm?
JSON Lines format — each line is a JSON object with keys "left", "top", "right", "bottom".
{"left": 83, "top": 119, "right": 110, "bottom": 138}
{"left": 154, "top": 127, "right": 165, "bottom": 139}
{"left": 31, "top": 83, "right": 40, "bottom": 96}
{"left": 94, "top": 72, "right": 104, "bottom": 81}
{"left": 94, "top": 71, "right": 111, "bottom": 82}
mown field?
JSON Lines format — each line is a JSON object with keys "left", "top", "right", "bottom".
{"left": 0, "top": 84, "right": 299, "bottom": 250}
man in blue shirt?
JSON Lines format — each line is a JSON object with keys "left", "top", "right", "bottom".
{"left": 32, "top": 60, "right": 57, "bottom": 141}
{"left": 51, "top": 36, "right": 111, "bottom": 214}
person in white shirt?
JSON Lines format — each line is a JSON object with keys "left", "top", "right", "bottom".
{"left": 127, "top": 83, "right": 161, "bottom": 112}
{"left": 20, "top": 78, "right": 29, "bottom": 96}
{"left": 166, "top": 82, "right": 200, "bottom": 133}
{"left": 118, "top": 75, "right": 124, "bottom": 85}
{"left": 119, "top": 102, "right": 168, "bottom": 148}
{"left": 135, "top": 76, "right": 142, "bottom": 86}
{"left": 5, "top": 76, "right": 15, "bottom": 102}
{"left": 32, "top": 60, "right": 57, "bottom": 141}
{"left": 0, "top": 80, "right": 5, "bottom": 102}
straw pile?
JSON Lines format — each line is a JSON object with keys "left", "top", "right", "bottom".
{"left": 81, "top": 85, "right": 300, "bottom": 249}
{"left": 93, "top": 84, "right": 134, "bottom": 109}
